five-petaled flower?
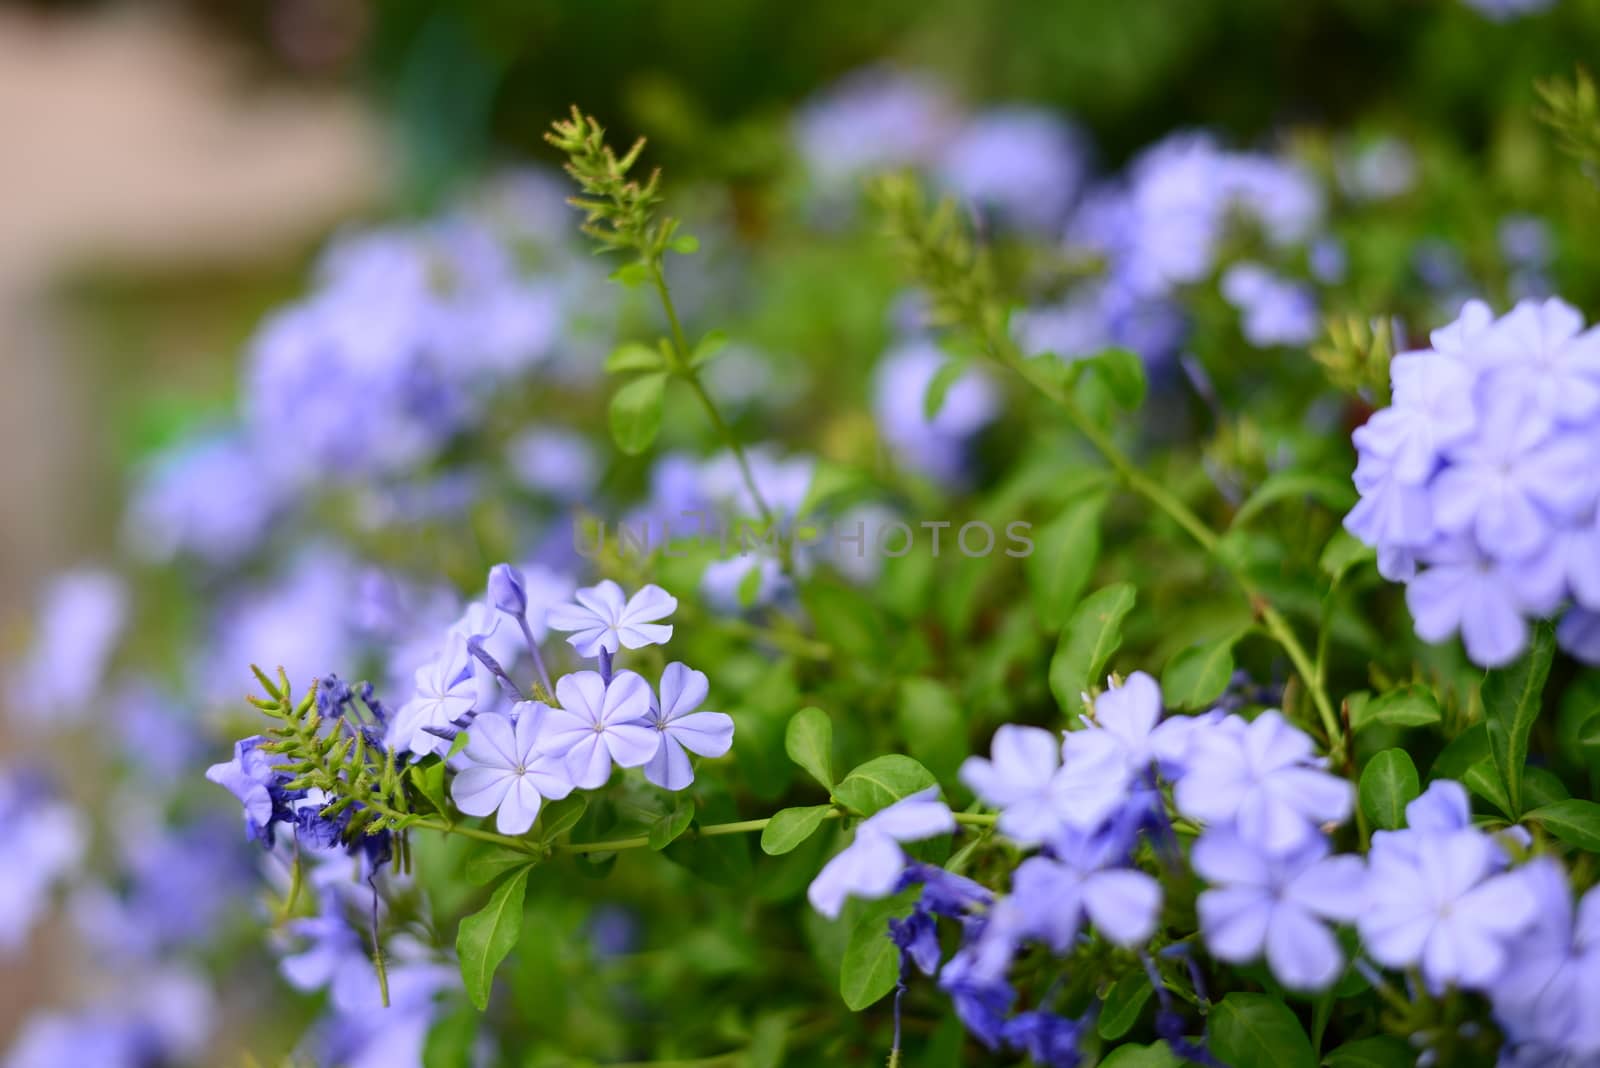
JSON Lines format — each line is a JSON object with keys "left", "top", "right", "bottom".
{"left": 450, "top": 705, "right": 574, "bottom": 835}
{"left": 541, "top": 670, "right": 660, "bottom": 789}
{"left": 642, "top": 662, "right": 735, "bottom": 791}
{"left": 547, "top": 580, "right": 677, "bottom": 658}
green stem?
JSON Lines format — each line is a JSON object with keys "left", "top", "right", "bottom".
{"left": 650, "top": 262, "right": 779, "bottom": 534}
{"left": 559, "top": 809, "right": 997, "bottom": 855}
{"left": 1002, "top": 349, "right": 1344, "bottom": 756}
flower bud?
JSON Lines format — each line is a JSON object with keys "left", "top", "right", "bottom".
{"left": 488, "top": 563, "right": 527, "bottom": 618}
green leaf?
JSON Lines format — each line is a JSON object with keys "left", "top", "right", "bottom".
{"left": 408, "top": 761, "right": 449, "bottom": 816}
{"left": 896, "top": 677, "right": 968, "bottom": 781}
{"left": 1026, "top": 492, "right": 1107, "bottom": 631}
{"left": 1352, "top": 686, "right": 1442, "bottom": 732}
{"left": 839, "top": 897, "right": 913, "bottom": 1010}
{"left": 670, "top": 233, "right": 700, "bottom": 254}
{"left": 832, "top": 755, "right": 937, "bottom": 817}
{"left": 1528, "top": 799, "right": 1600, "bottom": 852}
{"left": 608, "top": 372, "right": 668, "bottom": 455}
{"left": 923, "top": 357, "right": 971, "bottom": 421}
{"left": 689, "top": 328, "right": 727, "bottom": 368}
{"left": 1359, "top": 749, "right": 1420, "bottom": 831}
{"left": 1098, "top": 971, "right": 1154, "bottom": 1040}
{"left": 446, "top": 730, "right": 471, "bottom": 759}
{"left": 1319, "top": 529, "right": 1375, "bottom": 582}
{"left": 604, "top": 341, "right": 665, "bottom": 374}
{"left": 1098, "top": 1042, "right": 1181, "bottom": 1068}
{"left": 1231, "top": 470, "right": 1357, "bottom": 529}
{"left": 760, "top": 805, "right": 833, "bottom": 855}
{"left": 1050, "top": 583, "right": 1137, "bottom": 718}
{"left": 609, "top": 260, "right": 652, "bottom": 287}
{"left": 1321, "top": 1035, "right": 1415, "bottom": 1068}
{"left": 1161, "top": 634, "right": 1239, "bottom": 710}
{"left": 456, "top": 867, "right": 530, "bottom": 1011}
{"left": 1078, "top": 347, "right": 1147, "bottom": 409}
{"left": 537, "top": 794, "right": 588, "bottom": 844}
{"left": 785, "top": 706, "right": 834, "bottom": 790}
{"left": 464, "top": 844, "right": 535, "bottom": 887}
{"left": 649, "top": 799, "right": 696, "bottom": 850}
{"left": 1209, "top": 992, "right": 1316, "bottom": 1068}
{"left": 1483, "top": 624, "right": 1556, "bottom": 817}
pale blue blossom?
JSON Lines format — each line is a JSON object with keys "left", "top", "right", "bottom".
{"left": 642, "top": 663, "right": 735, "bottom": 791}
{"left": 1173, "top": 710, "right": 1353, "bottom": 854}
{"left": 1194, "top": 831, "right": 1365, "bottom": 991}
{"left": 1491, "top": 859, "right": 1600, "bottom": 1058}
{"left": 6, "top": 569, "right": 127, "bottom": 725}
{"left": 450, "top": 705, "right": 573, "bottom": 834}
{"left": 1360, "top": 827, "right": 1538, "bottom": 990}
{"left": 793, "top": 68, "right": 958, "bottom": 188}
{"left": 547, "top": 580, "right": 677, "bottom": 658}
{"left": 936, "top": 106, "right": 1088, "bottom": 233}
{"left": 541, "top": 670, "right": 658, "bottom": 789}
{"left": 807, "top": 787, "right": 955, "bottom": 919}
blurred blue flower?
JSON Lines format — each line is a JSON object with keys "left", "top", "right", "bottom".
{"left": 1193, "top": 830, "right": 1365, "bottom": 991}
{"left": 807, "top": 787, "right": 955, "bottom": 919}
{"left": 1173, "top": 710, "right": 1353, "bottom": 855}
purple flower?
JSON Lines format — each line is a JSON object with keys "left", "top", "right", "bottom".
{"left": 1002, "top": 1011, "right": 1085, "bottom": 1068}
{"left": 392, "top": 635, "right": 478, "bottom": 756}
{"left": 1193, "top": 831, "right": 1365, "bottom": 991}
{"left": 642, "top": 663, "right": 734, "bottom": 791}
{"left": 487, "top": 563, "right": 528, "bottom": 617}
{"left": 1491, "top": 859, "right": 1600, "bottom": 1057}
{"left": 1173, "top": 710, "right": 1352, "bottom": 855}
{"left": 937, "top": 107, "right": 1087, "bottom": 234}
{"left": 124, "top": 431, "right": 283, "bottom": 567}
{"left": 872, "top": 340, "right": 997, "bottom": 483}
{"left": 1406, "top": 538, "right": 1532, "bottom": 668}
{"left": 1081, "top": 670, "right": 1198, "bottom": 777}
{"left": 1359, "top": 828, "right": 1538, "bottom": 990}
{"left": 546, "top": 580, "right": 677, "bottom": 658}
{"left": 961, "top": 724, "right": 1131, "bottom": 845}
{"left": 6, "top": 569, "right": 127, "bottom": 725}
{"left": 450, "top": 706, "right": 574, "bottom": 834}
{"left": 937, "top": 944, "right": 1016, "bottom": 1050}
{"left": 1220, "top": 263, "right": 1319, "bottom": 348}
{"left": 807, "top": 788, "right": 955, "bottom": 919}
{"left": 541, "top": 670, "right": 658, "bottom": 789}
{"left": 1559, "top": 607, "right": 1600, "bottom": 665}
{"left": 793, "top": 67, "right": 957, "bottom": 188}
{"left": 205, "top": 736, "right": 303, "bottom": 846}
{"left": 0, "top": 776, "right": 85, "bottom": 952}
{"left": 1345, "top": 297, "right": 1600, "bottom": 667}
{"left": 1006, "top": 837, "right": 1162, "bottom": 950}
{"left": 1432, "top": 392, "right": 1591, "bottom": 560}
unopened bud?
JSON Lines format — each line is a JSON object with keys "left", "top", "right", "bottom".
{"left": 487, "top": 563, "right": 527, "bottom": 618}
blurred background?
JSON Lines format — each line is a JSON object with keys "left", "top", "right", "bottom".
{"left": 4, "top": 0, "right": 1600, "bottom": 1053}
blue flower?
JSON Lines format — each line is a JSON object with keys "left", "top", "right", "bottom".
{"left": 642, "top": 663, "right": 735, "bottom": 791}
{"left": 936, "top": 106, "right": 1087, "bottom": 234}
{"left": 205, "top": 735, "right": 304, "bottom": 846}
{"left": 1345, "top": 297, "right": 1600, "bottom": 666}
{"left": 1221, "top": 263, "right": 1319, "bottom": 348}
{"left": 1002, "top": 1011, "right": 1085, "bottom": 1068}
{"left": 547, "top": 581, "right": 678, "bottom": 658}
{"left": 540, "top": 670, "right": 659, "bottom": 789}
{"left": 1490, "top": 859, "right": 1600, "bottom": 1058}
{"left": 937, "top": 944, "right": 1016, "bottom": 1050}
{"left": 450, "top": 705, "right": 573, "bottom": 834}
{"left": 1173, "top": 710, "right": 1353, "bottom": 855}
{"left": 392, "top": 635, "right": 479, "bottom": 756}
{"left": 1359, "top": 826, "right": 1538, "bottom": 990}
{"left": 1193, "top": 830, "right": 1365, "bottom": 991}
{"left": 960, "top": 723, "right": 1130, "bottom": 846}
{"left": 0, "top": 775, "right": 85, "bottom": 952}
{"left": 807, "top": 788, "right": 956, "bottom": 919}
{"left": 1006, "top": 828, "right": 1162, "bottom": 950}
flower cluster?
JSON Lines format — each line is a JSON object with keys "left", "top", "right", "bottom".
{"left": 1345, "top": 297, "right": 1600, "bottom": 666}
